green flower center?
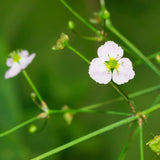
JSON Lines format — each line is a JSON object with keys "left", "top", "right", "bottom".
{"left": 105, "top": 58, "right": 119, "bottom": 72}
{"left": 13, "top": 53, "right": 21, "bottom": 62}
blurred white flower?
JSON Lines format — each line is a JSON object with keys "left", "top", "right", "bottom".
{"left": 89, "top": 41, "right": 135, "bottom": 85}
{"left": 5, "top": 50, "right": 35, "bottom": 79}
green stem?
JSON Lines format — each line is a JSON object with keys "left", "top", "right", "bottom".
{"left": 105, "top": 20, "right": 160, "bottom": 77}
{"left": 49, "top": 109, "right": 131, "bottom": 116}
{"left": 60, "top": 0, "right": 101, "bottom": 37}
{"left": 110, "top": 81, "right": 137, "bottom": 113}
{"left": 0, "top": 116, "right": 37, "bottom": 137}
{"left": 117, "top": 124, "right": 139, "bottom": 160}
{"left": 100, "top": 0, "right": 106, "bottom": 10}
{"left": 22, "top": 70, "right": 43, "bottom": 102}
{"left": 139, "top": 124, "right": 144, "bottom": 160}
{"left": 31, "top": 103, "right": 160, "bottom": 160}
{"left": 135, "top": 51, "right": 160, "bottom": 65}
{"left": 1, "top": 84, "right": 159, "bottom": 138}
{"left": 72, "top": 29, "right": 101, "bottom": 41}
{"left": 67, "top": 45, "right": 90, "bottom": 64}
{"left": 110, "top": 81, "right": 129, "bottom": 103}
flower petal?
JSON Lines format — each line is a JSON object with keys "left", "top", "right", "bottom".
{"left": 20, "top": 53, "right": 36, "bottom": 69}
{"left": 19, "top": 50, "right": 29, "bottom": 57}
{"left": 5, "top": 63, "right": 21, "bottom": 79}
{"left": 112, "top": 58, "right": 135, "bottom": 85}
{"left": 6, "top": 58, "right": 14, "bottom": 67}
{"left": 97, "top": 41, "right": 123, "bottom": 61}
{"left": 89, "top": 58, "right": 111, "bottom": 84}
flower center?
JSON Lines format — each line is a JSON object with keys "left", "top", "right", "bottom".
{"left": 105, "top": 58, "right": 119, "bottom": 72}
{"left": 13, "top": 53, "right": 21, "bottom": 62}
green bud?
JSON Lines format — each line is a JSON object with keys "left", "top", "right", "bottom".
{"left": 103, "top": 9, "right": 110, "bottom": 19}
{"left": 62, "top": 105, "right": 73, "bottom": 125}
{"left": 147, "top": 135, "right": 160, "bottom": 155}
{"left": 155, "top": 54, "right": 160, "bottom": 63}
{"left": 30, "top": 92, "right": 36, "bottom": 101}
{"left": 68, "top": 20, "right": 75, "bottom": 30}
{"left": 52, "top": 33, "right": 69, "bottom": 50}
{"left": 29, "top": 124, "right": 37, "bottom": 134}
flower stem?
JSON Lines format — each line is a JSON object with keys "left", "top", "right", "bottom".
{"left": 110, "top": 81, "right": 137, "bottom": 114}
{"left": 0, "top": 116, "right": 37, "bottom": 137}
{"left": 48, "top": 108, "right": 131, "bottom": 116}
{"left": 60, "top": 0, "right": 101, "bottom": 37}
{"left": 22, "top": 70, "right": 43, "bottom": 102}
{"left": 67, "top": 45, "right": 90, "bottom": 64}
{"left": 31, "top": 103, "right": 160, "bottom": 160}
{"left": 139, "top": 124, "right": 144, "bottom": 160}
{"left": 105, "top": 20, "right": 160, "bottom": 77}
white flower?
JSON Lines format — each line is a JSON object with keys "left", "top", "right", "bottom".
{"left": 5, "top": 50, "right": 36, "bottom": 79}
{"left": 89, "top": 41, "right": 135, "bottom": 85}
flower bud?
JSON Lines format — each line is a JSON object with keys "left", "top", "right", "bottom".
{"left": 62, "top": 105, "right": 73, "bottom": 125}
{"left": 30, "top": 92, "right": 36, "bottom": 102}
{"left": 29, "top": 124, "right": 37, "bottom": 134}
{"left": 52, "top": 33, "right": 69, "bottom": 50}
{"left": 102, "top": 9, "right": 110, "bottom": 20}
{"left": 155, "top": 54, "right": 160, "bottom": 63}
{"left": 147, "top": 135, "right": 160, "bottom": 155}
{"left": 68, "top": 20, "right": 75, "bottom": 30}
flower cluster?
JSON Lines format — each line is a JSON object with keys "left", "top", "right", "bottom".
{"left": 89, "top": 41, "right": 135, "bottom": 85}
{"left": 5, "top": 50, "right": 35, "bottom": 79}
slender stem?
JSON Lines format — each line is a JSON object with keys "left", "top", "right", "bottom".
{"left": 67, "top": 45, "right": 90, "bottom": 64}
{"left": 1, "top": 84, "right": 159, "bottom": 138}
{"left": 72, "top": 29, "right": 101, "bottom": 41}
{"left": 83, "top": 84, "right": 160, "bottom": 110}
{"left": 100, "top": 0, "right": 106, "bottom": 10}
{"left": 117, "top": 124, "right": 139, "bottom": 160}
{"left": 48, "top": 109, "right": 131, "bottom": 116}
{"left": 139, "top": 124, "right": 144, "bottom": 160}
{"left": 31, "top": 103, "right": 160, "bottom": 160}
{"left": 152, "top": 94, "right": 160, "bottom": 106}
{"left": 0, "top": 116, "right": 37, "bottom": 137}
{"left": 110, "top": 81, "right": 129, "bottom": 103}
{"left": 135, "top": 51, "right": 160, "bottom": 65}
{"left": 31, "top": 116, "right": 138, "bottom": 160}
{"left": 105, "top": 20, "right": 160, "bottom": 77}
{"left": 22, "top": 70, "right": 43, "bottom": 102}
{"left": 110, "top": 81, "right": 137, "bottom": 114}
{"left": 60, "top": 0, "right": 101, "bottom": 37}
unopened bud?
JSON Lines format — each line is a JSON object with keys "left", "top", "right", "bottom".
{"left": 52, "top": 33, "right": 69, "bottom": 50}
{"left": 68, "top": 20, "right": 75, "bottom": 30}
{"left": 29, "top": 124, "right": 37, "bottom": 134}
{"left": 62, "top": 105, "right": 73, "bottom": 125}
{"left": 147, "top": 135, "right": 160, "bottom": 155}
{"left": 155, "top": 54, "right": 160, "bottom": 63}
{"left": 103, "top": 9, "right": 110, "bottom": 19}
{"left": 30, "top": 92, "right": 36, "bottom": 101}
{"left": 41, "top": 101, "right": 49, "bottom": 113}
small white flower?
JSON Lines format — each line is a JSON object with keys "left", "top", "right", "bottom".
{"left": 89, "top": 41, "right": 135, "bottom": 85}
{"left": 5, "top": 50, "right": 36, "bottom": 79}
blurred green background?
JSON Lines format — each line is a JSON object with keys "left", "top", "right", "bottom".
{"left": 0, "top": 0, "right": 160, "bottom": 159}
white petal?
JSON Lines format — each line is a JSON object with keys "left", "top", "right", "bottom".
{"left": 5, "top": 63, "right": 21, "bottom": 79}
{"left": 112, "top": 58, "right": 135, "bottom": 85}
{"left": 6, "top": 58, "right": 14, "bottom": 67}
{"left": 89, "top": 58, "right": 112, "bottom": 84}
{"left": 19, "top": 50, "right": 29, "bottom": 57}
{"left": 97, "top": 41, "right": 123, "bottom": 61}
{"left": 19, "top": 53, "right": 36, "bottom": 69}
